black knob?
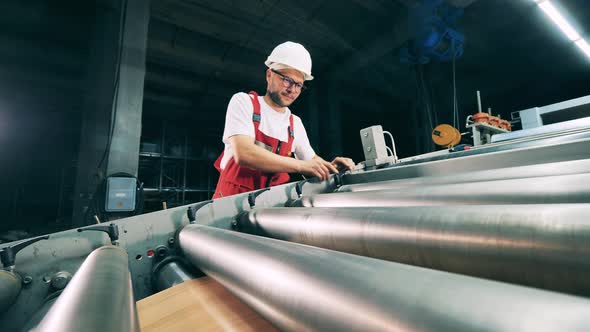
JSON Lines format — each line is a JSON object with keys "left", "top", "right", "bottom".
{"left": 187, "top": 200, "right": 213, "bottom": 223}
{"left": 333, "top": 173, "right": 343, "bottom": 187}
{"left": 248, "top": 188, "right": 270, "bottom": 208}
{"left": 295, "top": 179, "right": 309, "bottom": 198}
{"left": 0, "top": 235, "right": 50, "bottom": 269}
{"left": 78, "top": 224, "right": 119, "bottom": 245}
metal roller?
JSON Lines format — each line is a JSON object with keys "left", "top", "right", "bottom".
{"left": 179, "top": 224, "right": 590, "bottom": 332}
{"left": 0, "top": 271, "right": 20, "bottom": 313}
{"left": 342, "top": 138, "right": 590, "bottom": 186}
{"left": 152, "top": 257, "right": 196, "bottom": 291}
{"left": 338, "top": 158, "right": 590, "bottom": 192}
{"left": 291, "top": 173, "right": 590, "bottom": 207}
{"left": 35, "top": 246, "right": 139, "bottom": 332}
{"left": 397, "top": 129, "right": 590, "bottom": 167}
{"left": 23, "top": 292, "right": 60, "bottom": 331}
{"left": 238, "top": 205, "right": 590, "bottom": 296}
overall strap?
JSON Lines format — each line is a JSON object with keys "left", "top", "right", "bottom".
{"left": 288, "top": 114, "right": 295, "bottom": 144}
{"left": 248, "top": 91, "right": 261, "bottom": 129}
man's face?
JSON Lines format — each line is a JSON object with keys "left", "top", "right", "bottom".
{"left": 266, "top": 68, "right": 305, "bottom": 107}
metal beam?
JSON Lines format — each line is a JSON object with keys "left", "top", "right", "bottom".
{"left": 106, "top": 0, "right": 150, "bottom": 177}
{"left": 72, "top": 0, "right": 121, "bottom": 227}
{"left": 72, "top": 0, "right": 150, "bottom": 226}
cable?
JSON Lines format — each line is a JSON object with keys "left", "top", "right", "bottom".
{"left": 97, "top": 0, "right": 129, "bottom": 172}
{"left": 386, "top": 146, "right": 393, "bottom": 156}
{"left": 451, "top": 43, "right": 458, "bottom": 128}
{"left": 383, "top": 130, "right": 398, "bottom": 160}
{"left": 415, "top": 65, "right": 434, "bottom": 132}
{"left": 83, "top": 0, "right": 129, "bottom": 225}
{"left": 424, "top": 66, "right": 439, "bottom": 126}
{"left": 420, "top": 65, "right": 438, "bottom": 131}
{"left": 413, "top": 65, "right": 432, "bottom": 152}
{"left": 134, "top": 181, "right": 145, "bottom": 215}
{"left": 451, "top": 41, "right": 460, "bottom": 129}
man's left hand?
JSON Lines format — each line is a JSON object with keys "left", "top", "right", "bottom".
{"left": 331, "top": 157, "right": 355, "bottom": 173}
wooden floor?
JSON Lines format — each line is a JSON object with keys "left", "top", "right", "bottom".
{"left": 137, "top": 277, "right": 277, "bottom": 332}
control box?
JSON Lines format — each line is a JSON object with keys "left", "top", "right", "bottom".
{"left": 105, "top": 177, "right": 136, "bottom": 212}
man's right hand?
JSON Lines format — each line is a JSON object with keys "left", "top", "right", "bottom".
{"left": 297, "top": 158, "right": 339, "bottom": 181}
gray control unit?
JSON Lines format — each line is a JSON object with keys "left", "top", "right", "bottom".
{"left": 105, "top": 177, "right": 136, "bottom": 212}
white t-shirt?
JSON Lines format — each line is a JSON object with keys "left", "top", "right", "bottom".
{"left": 220, "top": 92, "right": 316, "bottom": 169}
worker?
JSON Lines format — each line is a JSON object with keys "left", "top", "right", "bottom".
{"left": 213, "top": 41, "right": 355, "bottom": 199}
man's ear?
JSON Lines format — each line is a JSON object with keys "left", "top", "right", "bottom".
{"left": 265, "top": 69, "right": 272, "bottom": 82}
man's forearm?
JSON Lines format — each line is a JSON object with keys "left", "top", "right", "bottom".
{"left": 312, "top": 155, "right": 325, "bottom": 162}
{"left": 233, "top": 140, "right": 301, "bottom": 173}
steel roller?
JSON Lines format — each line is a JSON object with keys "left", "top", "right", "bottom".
{"left": 0, "top": 270, "right": 20, "bottom": 313}
{"left": 179, "top": 224, "right": 590, "bottom": 332}
{"left": 341, "top": 138, "right": 590, "bottom": 186}
{"left": 338, "top": 158, "right": 590, "bottom": 192}
{"left": 238, "top": 205, "right": 590, "bottom": 296}
{"left": 395, "top": 129, "right": 590, "bottom": 167}
{"left": 35, "top": 246, "right": 139, "bottom": 332}
{"left": 153, "top": 257, "right": 196, "bottom": 291}
{"left": 290, "top": 173, "right": 590, "bottom": 207}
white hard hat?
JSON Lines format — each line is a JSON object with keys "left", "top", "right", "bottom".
{"left": 265, "top": 41, "right": 314, "bottom": 81}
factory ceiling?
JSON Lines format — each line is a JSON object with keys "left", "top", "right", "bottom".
{"left": 2, "top": 0, "right": 589, "bottom": 126}
{"left": 143, "top": 0, "right": 590, "bottom": 119}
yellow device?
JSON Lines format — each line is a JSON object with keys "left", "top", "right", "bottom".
{"left": 432, "top": 124, "right": 461, "bottom": 148}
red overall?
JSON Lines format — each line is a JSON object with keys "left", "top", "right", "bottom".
{"left": 212, "top": 91, "right": 295, "bottom": 199}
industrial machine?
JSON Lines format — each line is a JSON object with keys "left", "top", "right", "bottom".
{"left": 2, "top": 95, "right": 590, "bottom": 331}
{"left": 431, "top": 123, "right": 462, "bottom": 148}
{"left": 400, "top": 0, "right": 464, "bottom": 64}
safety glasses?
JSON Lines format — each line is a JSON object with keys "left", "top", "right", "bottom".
{"left": 271, "top": 69, "right": 307, "bottom": 92}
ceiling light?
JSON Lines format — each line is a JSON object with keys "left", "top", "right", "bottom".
{"left": 536, "top": 0, "right": 580, "bottom": 41}
{"left": 534, "top": 0, "right": 590, "bottom": 60}
{"left": 575, "top": 39, "right": 590, "bottom": 58}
